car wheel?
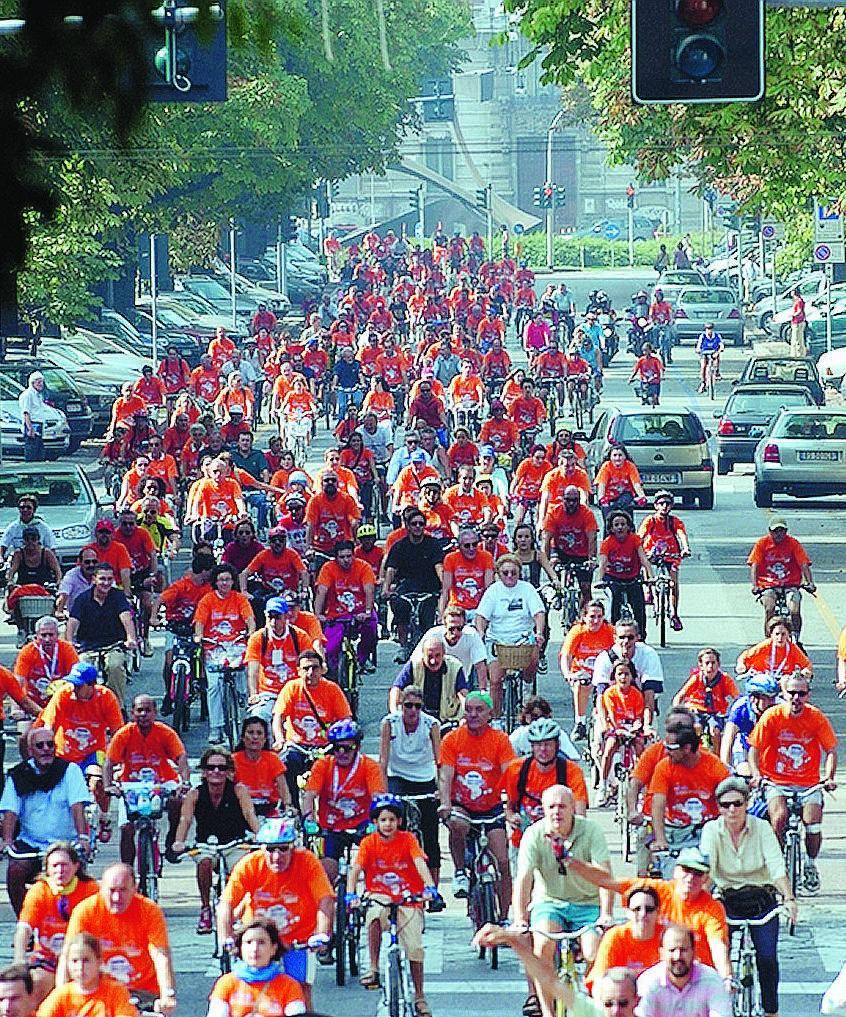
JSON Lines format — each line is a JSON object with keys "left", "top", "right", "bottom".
{"left": 698, "top": 485, "right": 715, "bottom": 510}
{"left": 753, "top": 482, "right": 773, "bottom": 508}
{"left": 779, "top": 323, "right": 791, "bottom": 343}
{"left": 760, "top": 311, "right": 773, "bottom": 333}
{"left": 717, "top": 455, "right": 731, "bottom": 476}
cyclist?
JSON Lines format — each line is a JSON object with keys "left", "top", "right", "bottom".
{"left": 171, "top": 746, "right": 260, "bottom": 934}
{"left": 534, "top": 338, "right": 568, "bottom": 411}
{"left": 218, "top": 817, "right": 333, "bottom": 1010}
{"left": 596, "top": 659, "right": 646, "bottom": 807}
{"left": 747, "top": 518, "right": 815, "bottom": 641}
{"left": 648, "top": 288, "right": 675, "bottom": 364}
{"left": 560, "top": 601, "right": 614, "bottom": 741}
{"left": 510, "top": 444, "right": 552, "bottom": 528}
{"left": 748, "top": 673, "right": 837, "bottom": 894}
{"left": 672, "top": 648, "right": 738, "bottom": 757}
{"left": 695, "top": 322, "right": 724, "bottom": 393}
{"left": 478, "top": 401, "right": 519, "bottom": 465}
{"left": 594, "top": 445, "right": 647, "bottom": 525}
{"left": 242, "top": 527, "right": 308, "bottom": 621}
{"left": 346, "top": 794, "right": 441, "bottom": 1008}
{"left": 638, "top": 491, "right": 690, "bottom": 632}
{"left": 593, "top": 620, "right": 664, "bottom": 734}
{"left": 439, "top": 526, "right": 494, "bottom": 619}
{"left": 245, "top": 597, "right": 311, "bottom": 721}
{"left": 597, "top": 510, "right": 653, "bottom": 639}
{"left": 540, "top": 485, "right": 598, "bottom": 611}
{"left": 736, "top": 616, "right": 813, "bottom": 681}
{"left": 720, "top": 675, "right": 781, "bottom": 773}
{"left": 438, "top": 691, "right": 514, "bottom": 916}
{"left": 191, "top": 458, "right": 247, "bottom": 544}
{"left": 539, "top": 450, "right": 592, "bottom": 522}
{"left": 444, "top": 466, "right": 492, "bottom": 530}
{"left": 114, "top": 509, "right": 159, "bottom": 655}
{"left": 233, "top": 715, "right": 290, "bottom": 817}
{"left": 584, "top": 885, "right": 663, "bottom": 994}
{"left": 158, "top": 545, "right": 213, "bottom": 715}
{"left": 313, "top": 539, "right": 377, "bottom": 680}
{"left": 627, "top": 342, "right": 664, "bottom": 407}
{"left": 512, "top": 784, "right": 612, "bottom": 1017}
{"left": 507, "top": 379, "right": 547, "bottom": 441}
{"left": 390, "top": 634, "right": 469, "bottom": 725}
{"left": 304, "top": 472, "right": 362, "bottom": 563}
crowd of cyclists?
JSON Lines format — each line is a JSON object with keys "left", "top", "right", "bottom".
{"left": 0, "top": 223, "right": 839, "bottom": 1017}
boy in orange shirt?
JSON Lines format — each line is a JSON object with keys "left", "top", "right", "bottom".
{"left": 597, "top": 659, "right": 645, "bottom": 806}
{"left": 39, "top": 932, "right": 137, "bottom": 1017}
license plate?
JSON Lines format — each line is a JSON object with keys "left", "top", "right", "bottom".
{"left": 797, "top": 450, "right": 841, "bottom": 461}
{"left": 642, "top": 472, "right": 682, "bottom": 485}
{"left": 66, "top": 402, "right": 82, "bottom": 411}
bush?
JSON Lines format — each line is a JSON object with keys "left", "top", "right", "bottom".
{"left": 512, "top": 231, "right": 712, "bottom": 270}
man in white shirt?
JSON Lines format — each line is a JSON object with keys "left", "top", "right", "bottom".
{"left": 592, "top": 619, "right": 663, "bottom": 730}
{"left": 18, "top": 372, "right": 47, "bottom": 462}
{"left": 412, "top": 604, "right": 489, "bottom": 692}
{"left": 637, "top": 924, "right": 731, "bottom": 1017}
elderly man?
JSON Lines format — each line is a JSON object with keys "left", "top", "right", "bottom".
{"left": 513, "top": 784, "right": 613, "bottom": 1017}
{"left": 637, "top": 925, "right": 732, "bottom": 1017}
{"left": 13, "top": 616, "right": 79, "bottom": 713}
{"left": 60, "top": 863, "right": 177, "bottom": 1014}
{"left": 411, "top": 603, "right": 489, "bottom": 697}
{"left": 0, "top": 727, "right": 90, "bottom": 914}
{"left": 18, "top": 372, "right": 47, "bottom": 462}
{"left": 390, "top": 634, "right": 470, "bottom": 722}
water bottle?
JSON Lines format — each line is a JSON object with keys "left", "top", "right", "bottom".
{"left": 150, "top": 791, "right": 162, "bottom": 815}
{"left": 137, "top": 791, "right": 151, "bottom": 817}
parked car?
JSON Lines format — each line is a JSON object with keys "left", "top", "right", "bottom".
{"left": 672, "top": 286, "right": 744, "bottom": 346}
{"left": 0, "top": 358, "right": 92, "bottom": 452}
{"left": 584, "top": 406, "right": 714, "bottom": 509}
{"left": 174, "top": 275, "right": 255, "bottom": 321}
{"left": 652, "top": 269, "right": 707, "bottom": 306}
{"left": 772, "top": 285, "right": 846, "bottom": 344}
{"left": 735, "top": 355, "right": 825, "bottom": 406}
{"left": 0, "top": 463, "right": 107, "bottom": 564}
{"left": 0, "top": 374, "right": 70, "bottom": 459}
{"left": 754, "top": 408, "right": 846, "bottom": 507}
{"left": 751, "top": 274, "right": 827, "bottom": 333}
{"left": 817, "top": 346, "right": 846, "bottom": 388}
{"left": 128, "top": 306, "right": 212, "bottom": 359}
{"left": 714, "top": 383, "right": 814, "bottom": 475}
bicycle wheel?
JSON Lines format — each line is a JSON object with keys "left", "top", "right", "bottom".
{"left": 708, "top": 365, "right": 716, "bottom": 400}
{"left": 138, "top": 828, "right": 158, "bottom": 903}
{"left": 221, "top": 679, "right": 240, "bottom": 751}
{"left": 574, "top": 389, "right": 584, "bottom": 430}
{"left": 171, "top": 661, "right": 189, "bottom": 734}
{"left": 347, "top": 909, "right": 360, "bottom": 979}
{"left": 786, "top": 833, "right": 801, "bottom": 897}
{"left": 335, "top": 881, "right": 348, "bottom": 986}
{"left": 619, "top": 774, "right": 632, "bottom": 861}
{"left": 658, "top": 584, "right": 667, "bottom": 648}
{"left": 480, "top": 881, "right": 500, "bottom": 969}
{"left": 386, "top": 950, "right": 403, "bottom": 1017}
{"left": 503, "top": 673, "right": 518, "bottom": 733}
{"left": 338, "top": 649, "right": 359, "bottom": 719}
{"left": 564, "top": 587, "right": 580, "bottom": 628}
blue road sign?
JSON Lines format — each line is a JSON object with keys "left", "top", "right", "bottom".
{"left": 603, "top": 222, "right": 622, "bottom": 240}
{"left": 513, "top": 223, "right": 525, "bottom": 235}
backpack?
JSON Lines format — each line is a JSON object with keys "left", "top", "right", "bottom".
{"left": 516, "top": 754, "right": 569, "bottom": 808}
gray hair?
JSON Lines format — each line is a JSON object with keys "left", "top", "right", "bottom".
{"left": 596, "top": 967, "right": 639, "bottom": 996}
{"left": 421, "top": 636, "right": 445, "bottom": 654}
{"left": 35, "top": 615, "right": 58, "bottom": 633}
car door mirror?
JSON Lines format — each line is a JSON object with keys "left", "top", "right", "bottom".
{"left": 96, "top": 499, "right": 116, "bottom": 512}
{"left": 704, "top": 429, "right": 712, "bottom": 439}
{"left": 731, "top": 379, "right": 738, "bottom": 386}
{"left": 713, "top": 411, "right": 721, "bottom": 419}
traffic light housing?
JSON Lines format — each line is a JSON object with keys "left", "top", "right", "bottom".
{"left": 149, "top": 1, "right": 227, "bottom": 103}
{"left": 541, "top": 184, "right": 554, "bottom": 209}
{"left": 280, "top": 216, "right": 297, "bottom": 243}
{"left": 631, "top": 0, "right": 764, "bottom": 104}
{"left": 626, "top": 184, "right": 635, "bottom": 209}
{"left": 532, "top": 187, "right": 542, "bottom": 208}
{"left": 556, "top": 185, "right": 566, "bottom": 205}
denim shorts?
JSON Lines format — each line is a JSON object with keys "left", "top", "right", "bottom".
{"left": 283, "top": 946, "right": 317, "bottom": 985}
{"left": 530, "top": 899, "right": 600, "bottom": 932}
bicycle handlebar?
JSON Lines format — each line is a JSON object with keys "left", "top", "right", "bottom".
{"left": 530, "top": 922, "right": 610, "bottom": 941}
{"left": 726, "top": 906, "right": 789, "bottom": 928}
{"left": 184, "top": 839, "right": 254, "bottom": 859}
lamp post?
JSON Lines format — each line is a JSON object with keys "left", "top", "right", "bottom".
{"left": 545, "top": 109, "right": 566, "bottom": 270}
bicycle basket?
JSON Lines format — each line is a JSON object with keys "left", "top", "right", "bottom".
{"left": 18, "top": 595, "right": 56, "bottom": 620}
{"left": 494, "top": 643, "right": 535, "bottom": 670}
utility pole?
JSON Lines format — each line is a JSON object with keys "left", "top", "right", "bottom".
{"left": 545, "top": 109, "right": 566, "bottom": 270}
{"left": 626, "top": 183, "right": 636, "bottom": 268}
{"left": 229, "top": 219, "right": 237, "bottom": 331}
{"left": 417, "top": 184, "right": 425, "bottom": 241}
{"left": 485, "top": 184, "right": 493, "bottom": 256}
{"left": 150, "top": 234, "right": 159, "bottom": 367}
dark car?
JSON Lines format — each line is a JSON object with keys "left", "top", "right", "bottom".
{"left": 126, "top": 309, "right": 206, "bottom": 367}
{"left": 80, "top": 307, "right": 203, "bottom": 368}
{"left": 735, "top": 356, "right": 825, "bottom": 407}
{"left": 714, "top": 383, "right": 814, "bottom": 475}
{"left": 0, "top": 358, "right": 93, "bottom": 452}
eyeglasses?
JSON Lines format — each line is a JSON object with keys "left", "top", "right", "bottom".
{"left": 601, "top": 1001, "right": 633, "bottom": 1009}
{"left": 403, "top": 702, "right": 423, "bottom": 710}
{"left": 33, "top": 740, "right": 55, "bottom": 749}
{"left": 563, "top": 497, "right": 579, "bottom": 503}
{"left": 266, "top": 843, "right": 293, "bottom": 852}
{"left": 409, "top": 521, "right": 425, "bottom": 528}
{"left": 718, "top": 799, "right": 746, "bottom": 809}
{"left": 629, "top": 904, "right": 657, "bottom": 913}
{"left": 203, "top": 764, "right": 231, "bottom": 772}
{"left": 460, "top": 541, "right": 479, "bottom": 549}
{"left": 786, "top": 690, "right": 809, "bottom": 698}
{"left": 334, "top": 743, "right": 356, "bottom": 752}
{"left": 81, "top": 559, "right": 98, "bottom": 565}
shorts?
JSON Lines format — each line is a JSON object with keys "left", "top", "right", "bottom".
{"left": 530, "top": 900, "right": 600, "bottom": 932}
{"left": 365, "top": 899, "right": 425, "bottom": 963}
{"left": 323, "top": 824, "right": 369, "bottom": 860}
{"left": 450, "top": 803, "right": 506, "bottom": 831}
{"left": 763, "top": 782, "right": 823, "bottom": 807}
{"left": 282, "top": 947, "right": 317, "bottom": 985}
{"left": 643, "top": 381, "right": 660, "bottom": 398}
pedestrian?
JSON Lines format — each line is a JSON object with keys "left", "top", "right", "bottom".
{"left": 653, "top": 244, "right": 669, "bottom": 277}
{"left": 790, "top": 287, "right": 807, "bottom": 357}
{"left": 673, "top": 242, "right": 691, "bottom": 270}
{"left": 18, "top": 372, "right": 47, "bottom": 462}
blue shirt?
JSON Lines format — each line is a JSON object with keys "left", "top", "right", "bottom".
{"left": 727, "top": 695, "right": 757, "bottom": 742}
{"left": 698, "top": 331, "right": 723, "bottom": 352}
{"left": 0, "top": 760, "right": 90, "bottom": 849}
{"left": 333, "top": 360, "right": 361, "bottom": 389}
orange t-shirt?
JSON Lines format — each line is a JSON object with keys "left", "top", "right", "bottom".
{"left": 194, "top": 589, "right": 254, "bottom": 648}
{"left": 244, "top": 626, "right": 309, "bottom": 694}
{"left": 448, "top": 376, "right": 484, "bottom": 404}
{"left": 106, "top": 720, "right": 186, "bottom": 783}
{"left": 479, "top": 418, "right": 519, "bottom": 453}
{"left": 64, "top": 893, "right": 169, "bottom": 994}
{"left": 304, "top": 491, "right": 361, "bottom": 553}
{"left": 741, "top": 639, "right": 811, "bottom": 677}
{"left": 746, "top": 534, "right": 810, "bottom": 589}
{"left": 439, "top": 724, "right": 515, "bottom": 813}
{"left": 289, "top": 609, "right": 324, "bottom": 647}
{"left": 222, "top": 848, "right": 333, "bottom": 944}
{"left": 541, "top": 466, "right": 592, "bottom": 504}
{"left": 648, "top": 751, "right": 730, "bottom": 826}
{"left": 638, "top": 514, "right": 687, "bottom": 564}
{"left": 421, "top": 502, "right": 455, "bottom": 541}
{"left": 375, "top": 352, "right": 407, "bottom": 387}
{"left": 281, "top": 390, "right": 317, "bottom": 419}
{"left": 503, "top": 756, "right": 588, "bottom": 842}
{"left": 595, "top": 460, "right": 641, "bottom": 503}
{"left": 0, "top": 665, "right": 29, "bottom": 722}
{"left": 443, "top": 487, "right": 490, "bottom": 528}
{"left": 232, "top": 750, "right": 286, "bottom": 805}
{"left": 145, "top": 454, "right": 178, "bottom": 491}
{"left": 36, "top": 974, "right": 138, "bottom": 1017}
{"left": 512, "top": 459, "right": 552, "bottom": 501}
{"left": 191, "top": 366, "right": 223, "bottom": 402}
{"left": 209, "top": 972, "right": 306, "bottom": 1017}
{"left": 675, "top": 670, "right": 739, "bottom": 715}
{"left": 316, "top": 558, "right": 375, "bottom": 619}
{"left": 443, "top": 548, "right": 494, "bottom": 611}
{"left": 393, "top": 465, "right": 440, "bottom": 510}
{"left": 560, "top": 621, "right": 615, "bottom": 680}
{"left": 602, "top": 684, "right": 645, "bottom": 729}
{"left": 305, "top": 753, "right": 386, "bottom": 829}
{"left": 749, "top": 702, "right": 837, "bottom": 787}
{"left": 632, "top": 740, "right": 666, "bottom": 817}
{"left": 356, "top": 830, "right": 425, "bottom": 901}
{"left": 600, "top": 532, "right": 643, "bottom": 582}
{"left": 361, "top": 390, "right": 395, "bottom": 420}
{"left": 616, "top": 877, "right": 727, "bottom": 968}
{"left": 159, "top": 574, "right": 212, "bottom": 622}
{"left": 20, "top": 876, "right": 99, "bottom": 966}
{"left": 542, "top": 504, "right": 598, "bottom": 558}
{"left": 585, "top": 921, "right": 664, "bottom": 994}
{"left": 37, "top": 685, "right": 124, "bottom": 763}
{"left": 508, "top": 395, "right": 546, "bottom": 428}
{"left": 245, "top": 548, "right": 306, "bottom": 593}
{"left": 14, "top": 641, "right": 80, "bottom": 710}
{"left": 83, "top": 540, "right": 131, "bottom": 577}
{"left": 193, "top": 477, "right": 243, "bottom": 521}
{"left": 273, "top": 678, "right": 351, "bottom": 746}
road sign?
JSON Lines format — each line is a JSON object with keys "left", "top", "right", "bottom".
{"left": 761, "top": 221, "right": 783, "bottom": 241}
{"left": 513, "top": 223, "right": 525, "bottom": 235}
{"left": 814, "top": 242, "right": 845, "bottom": 263}
{"left": 603, "top": 222, "right": 622, "bottom": 240}
{"left": 815, "top": 200, "right": 844, "bottom": 244}
{"left": 414, "top": 222, "right": 423, "bottom": 239}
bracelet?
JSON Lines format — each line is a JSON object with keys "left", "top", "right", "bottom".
{"left": 163, "top": 988, "right": 177, "bottom": 998}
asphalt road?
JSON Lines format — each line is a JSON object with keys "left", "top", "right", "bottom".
{"left": 1, "top": 268, "right": 845, "bottom": 1016}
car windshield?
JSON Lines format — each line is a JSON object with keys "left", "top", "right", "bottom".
{"left": 728, "top": 391, "right": 811, "bottom": 414}
{"left": 0, "top": 471, "right": 88, "bottom": 507}
{"left": 745, "top": 360, "right": 817, "bottom": 385}
{"left": 166, "top": 294, "right": 215, "bottom": 315}
{"left": 773, "top": 414, "right": 846, "bottom": 440}
{"left": 680, "top": 288, "right": 735, "bottom": 305}
{"left": 0, "top": 375, "right": 23, "bottom": 399}
{"left": 44, "top": 344, "right": 99, "bottom": 368}
{"left": 662, "top": 272, "right": 699, "bottom": 284}
{"left": 615, "top": 413, "right": 702, "bottom": 444}
{"left": 185, "top": 278, "right": 228, "bottom": 299}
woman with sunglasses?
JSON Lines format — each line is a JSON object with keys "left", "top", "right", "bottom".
{"left": 700, "top": 776, "right": 798, "bottom": 1017}
{"left": 171, "top": 746, "right": 261, "bottom": 934}
{"left": 585, "top": 885, "right": 663, "bottom": 995}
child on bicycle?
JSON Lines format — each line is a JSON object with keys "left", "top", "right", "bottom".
{"left": 672, "top": 647, "right": 738, "bottom": 757}
{"left": 597, "top": 659, "right": 645, "bottom": 807}
{"left": 345, "top": 794, "right": 442, "bottom": 1013}
{"left": 626, "top": 342, "right": 664, "bottom": 406}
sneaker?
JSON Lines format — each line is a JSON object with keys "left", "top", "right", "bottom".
{"left": 537, "top": 655, "right": 548, "bottom": 674}
{"left": 571, "top": 721, "right": 587, "bottom": 741}
{"left": 453, "top": 870, "right": 470, "bottom": 898}
{"left": 670, "top": 615, "right": 683, "bottom": 632}
{"left": 698, "top": 384, "right": 706, "bottom": 394}
{"left": 196, "top": 906, "right": 213, "bottom": 934}
{"left": 804, "top": 860, "right": 821, "bottom": 895}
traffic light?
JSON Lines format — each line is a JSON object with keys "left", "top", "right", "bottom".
{"left": 280, "top": 216, "right": 297, "bottom": 243}
{"left": 541, "top": 184, "right": 554, "bottom": 209}
{"left": 556, "top": 185, "right": 566, "bottom": 205}
{"left": 631, "top": 0, "right": 764, "bottom": 104}
{"left": 626, "top": 184, "right": 635, "bottom": 209}
{"left": 149, "top": 1, "right": 227, "bottom": 103}
{"left": 475, "top": 188, "right": 489, "bottom": 212}
{"left": 409, "top": 190, "right": 419, "bottom": 209}
{"left": 532, "top": 187, "right": 542, "bottom": 208}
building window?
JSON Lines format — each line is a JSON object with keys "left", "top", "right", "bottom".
{"left": 425, "top": 138, "right": 455, "bottom": 181}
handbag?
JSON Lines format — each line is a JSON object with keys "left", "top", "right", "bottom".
{"left": 721, "top": 884, "right": 778, "bottom": 920}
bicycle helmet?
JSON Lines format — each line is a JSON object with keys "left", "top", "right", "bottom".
{"left": 265, "top": 596, "right": 290, "bottom": 617}
{"left": 527, "top": 718, "right": 561, "bottom": 743}
{"left": 370, "top": 793, "right": 405, "bottom": 820}
{"left": 256, "top": 817, "right": 298, "bottom": 845}
{"left": 745, "top": 675, "right": 780, "bottom": 698}
{"left": 327, "top": 718, "right": 363, "bottom": 744}
{"left": 289, "top": 471, "right": 309, "bottom": 486}
{"left": 357, "top": 523, "right": 378, "bottom": 539}
{"left": 653, "top": 489, "right": 674, "bottom": 505}
{"left": 66, "top": 662, "right": 98, "bottom": 688}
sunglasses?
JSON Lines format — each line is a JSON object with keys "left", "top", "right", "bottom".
{"left": 718, "top": 799, "right": 746, "bottom": 809}
{"left": 33, "top": 740, "right": 55, "bottom": 749}
{"left": 460, "top": 542, "right": 479, "bottom": 549}
{"left": 204, "top": 764, "right": 232, "bottom": 772}
{"left": 82, "top": 559, "right": 98, "bottom": 565}
{"left": 786, "top": 690, "right": 809, "bottom": 698}
{"left": 403, "top": 702, "right": 423, "bottom": 710}
{"left": 334, "top": 743, "right": 356, "bottom": 752}
{"left": 629, "top": 904, "right": 657, "bottom": 913}
{"left": 266, "top": 843, "right": 294, "bottom": 852}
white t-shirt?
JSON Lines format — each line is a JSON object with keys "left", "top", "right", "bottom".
{"left": 411, "top": 623, "right": 487, "bottom": 678}
{"left": 510, "top": 725, "right": 580, "bottom": 762}
{"left": 383, "top": 710, "right": 438, "bottom": 782}
{"left": 18, "top": 387, "right": 47, "bottom": 430}
{"left": 592, "top": 642, "right": 664, "bottom": 691}
{"left": 476, "top": 579, "right": 545, "bottom": 645}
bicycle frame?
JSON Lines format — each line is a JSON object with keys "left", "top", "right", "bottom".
{"left": 465, "top": 818, "right": 502, "bottom": 969}
{"left": 187, "top": 839, "right": 253, "bottom": 973}
{"left": 727, "top": 906, "right": 789, "bottom": 1017}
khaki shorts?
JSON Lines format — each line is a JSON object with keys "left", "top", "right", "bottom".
{"left": 764, "top": 782, "right": 823, "bottom": 807}
{"left": 365, "top": 899, "right": 425, "bottom": 963}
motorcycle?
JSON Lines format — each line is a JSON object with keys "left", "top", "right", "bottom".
{"left": 627, "top": 308, "right": 653, "bottom": 357}
{"left": 597, "top": 311, "right": 619, "bottom": 362}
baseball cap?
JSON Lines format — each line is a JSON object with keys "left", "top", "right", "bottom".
{"left": 66, "top": 662, "right": 98, "bottom": 688}
{"left": 411, "top": 449, "right": 427, "bottom": 464}
{"left": 465, "top": 690, "right": 494, "bottom": 710}
{"left": 420, "top": 475, "right": 442, "bottom": 488}
{"left": 94, "top": 519, "right": 115, "bottom": 534}
{"left": 675, "top": 847, "right": 710, "bottom": 873}
{"left": 768, "top": 517, "right": 788, "bottom": 531}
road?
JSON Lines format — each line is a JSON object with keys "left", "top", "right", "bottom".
{"left": 1, "top": 268, "right": 845, "bottom": 1016}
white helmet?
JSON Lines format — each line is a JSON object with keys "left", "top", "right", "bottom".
{"left": 527, "top": 718, "right": 561, "bottom": 743}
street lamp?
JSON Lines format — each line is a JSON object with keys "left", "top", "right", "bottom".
{"left": 545, "top": 109, "right": 566, "bottom": 270}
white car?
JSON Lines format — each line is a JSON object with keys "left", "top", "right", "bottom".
{"left": 771, "top": 287, "right": 846, "bottom": 341}
{"left": 817, "top": 347, "right": 846, "bottom": 388}
{"left": 752, "top": 274, "right": 827, "bottom": 332}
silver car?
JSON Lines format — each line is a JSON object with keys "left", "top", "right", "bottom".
{"left": 654, "top": 269, "right": 707, "bottom": 306}
{"left": 0, "top": 463, "right": 108, "bottom": 563}
{"left": 753, "top": 408, "right": 846, "bottom": 507}
{"left": 672, "top": 286, "right": 744, "bottom": 346}
{"left": 0, "top": 375, "right": 70, "bottom": 459}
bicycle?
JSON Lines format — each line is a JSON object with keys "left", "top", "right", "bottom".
{"left": 203, "top": 640, "right": 247, "bottom": 751}
{"left": 114, "top": 781, "right": 179, "bottom": 902}
{"left": 533, "top": 923, "right": 605, "bottom": 1013}
{"left": 569, "top": 377, "right": 591, "bottom": 431}
{"left": 727, "top": 906, "right": 790, "bottom": 1017}
{"left": 463, "top": 815, "right": 503, "bottom": 969}
{"left": 595, "top": 579, "right": 645, "bottom": 629}
{"left": 358, "top": 894, "right": 426, "bottom": 1017}
{"left": 539, "top": 378, "right": 564, "bottom": 435}
{"left": 335, "top": 617, "right": 363, "bottom": 719}
{"left": 650, "top": 557, "right": 673, "bottom": 648}
{"left": 393, "top": 590, "right": 438, "bottom": 660}
{"left": 495, "top": 642, "right": 536, "bottom": 734}
{"left": 166, "top": 621, "right": 200, "bottom": 734}
{"left": 183, "top": 838, "right": 254, "bottom": 974}
{"left": 700, "top": 351, "right": 719, "bottom": 400}
{"left": 776, "top": 781, "right": 827, "bottom": 897}
{"left": 611, "top": 729, "right": 642, "bottom": 863}
{"left": 331, "top": 830, "right": 365, "bottom": 987}
{"left": 90, "top": 640, "right": 130, "bottom": 706}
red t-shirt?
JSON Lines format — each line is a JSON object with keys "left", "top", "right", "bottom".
{"left": 600, "top": 532, "right": 643, "bottom": 581}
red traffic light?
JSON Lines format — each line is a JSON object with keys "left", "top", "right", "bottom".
{"left": 675, "top": 0, "right": 722, "bottom": 27}
{"left": 625, "top": 184, "right": 635, "bottom": 197}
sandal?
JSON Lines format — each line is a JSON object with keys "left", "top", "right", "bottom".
{"left": 415, "top": 997, "right": 432, "bottom": 1016}
{"left": 360, "top": 971, "right": 380, "bottom": 990}
{"left": 522, "top": 995, "right": 542, "bottom": 1017}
